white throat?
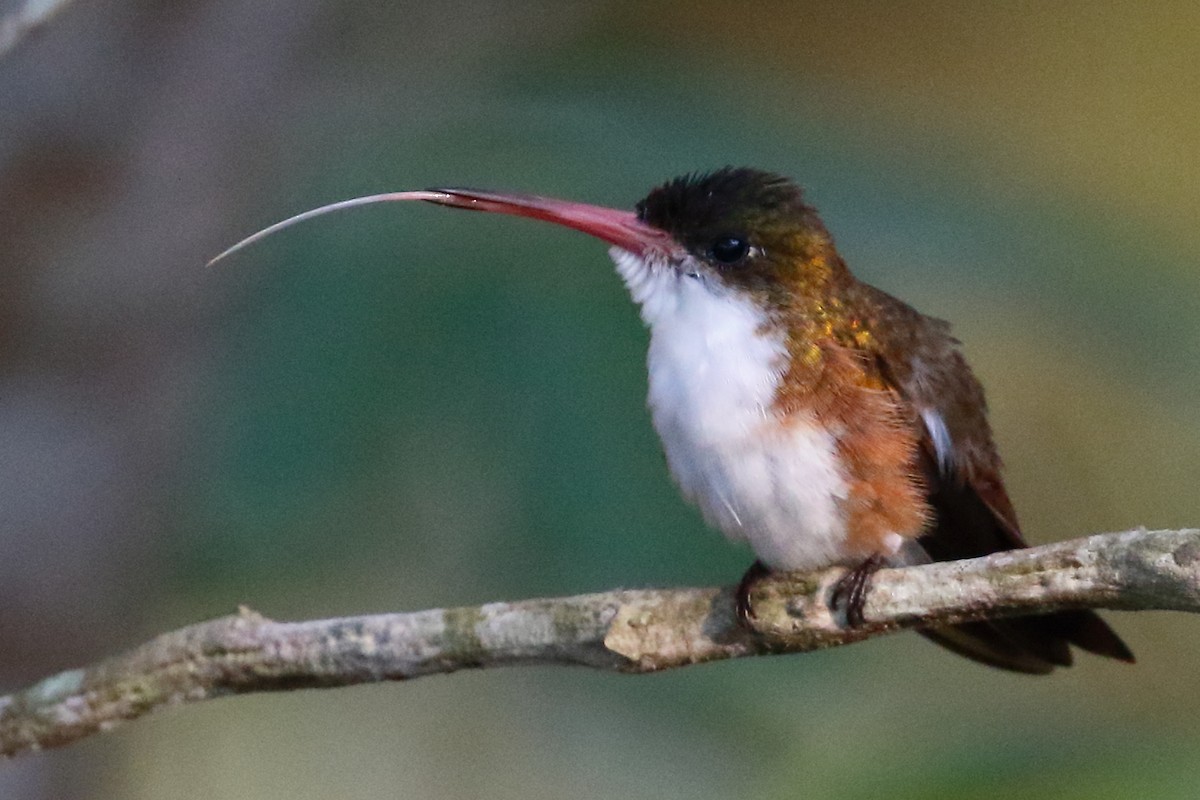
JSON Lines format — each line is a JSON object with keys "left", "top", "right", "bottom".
{"left": 609, "top": 248, "right": 852, "bottom": 571}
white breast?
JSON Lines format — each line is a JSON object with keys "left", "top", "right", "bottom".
{"left": 610, "top": 248, "right": 852, "bottom": 571}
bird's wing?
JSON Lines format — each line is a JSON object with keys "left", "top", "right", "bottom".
{"left": 850, "top": 283, "right": 1133, "bottom": 671}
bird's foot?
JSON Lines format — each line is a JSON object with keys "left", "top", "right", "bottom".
{"left": 734, "top": 560, "right": 771, "bottom": 627}
{"left": 831, "top": 555, "right": 885, "bottom": 627}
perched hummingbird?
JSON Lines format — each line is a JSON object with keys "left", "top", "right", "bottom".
{"left": 215, "top": 167, "right": 1133, "bottom": 673}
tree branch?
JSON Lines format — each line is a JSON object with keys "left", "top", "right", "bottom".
{"left": 2, "top": 527, "right": 1197, "bottom": 758}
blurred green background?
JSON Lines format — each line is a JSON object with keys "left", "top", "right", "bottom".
{"left": 2, "top": 1, "right": 1199, "bottom": 798}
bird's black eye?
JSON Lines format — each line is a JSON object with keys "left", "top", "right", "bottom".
{"left": 709, "top": 236, "right": 750, "bottom": 265}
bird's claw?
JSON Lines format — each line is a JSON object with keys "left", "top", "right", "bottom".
{"left": 831, "top": 555, "right": 885, "bottom": 627}
{"left": 734, "top": 560, "right": 770, "bottom": 627}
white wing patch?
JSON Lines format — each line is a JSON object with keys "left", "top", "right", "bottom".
{"left": 921, "top": 408, "right": 954, "bottom": 474}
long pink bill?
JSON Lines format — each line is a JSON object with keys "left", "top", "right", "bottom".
{"left": 208, "top": 187, "right": 677, "bottom": 267}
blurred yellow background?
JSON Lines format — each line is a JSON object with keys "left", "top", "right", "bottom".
{"left": 2, "top": 2, "right": 1198, "bottom": 798}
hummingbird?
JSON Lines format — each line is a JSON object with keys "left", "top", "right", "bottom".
{"left": 214, "top": 167, "right": 1133, "bottom": 673}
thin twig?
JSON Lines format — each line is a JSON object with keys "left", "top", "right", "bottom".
{"left": 0, "top": 0, "right": 76, "bottom": 58}
{"left": 2, "top": 528, "right": 1196, "bottom": 758}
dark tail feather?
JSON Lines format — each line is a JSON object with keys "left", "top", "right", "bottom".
{"left": 919, "top": 610, "right": 1134, "bottom": 674}
{"left": 920, "top": 623, "right": 1059, "bottom": 675}
{"left": 905, "top": 446, "right": 1135, "bottom": 673}
{"left": 1033, "top": 609, "right": 1136, "bottom": 663}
